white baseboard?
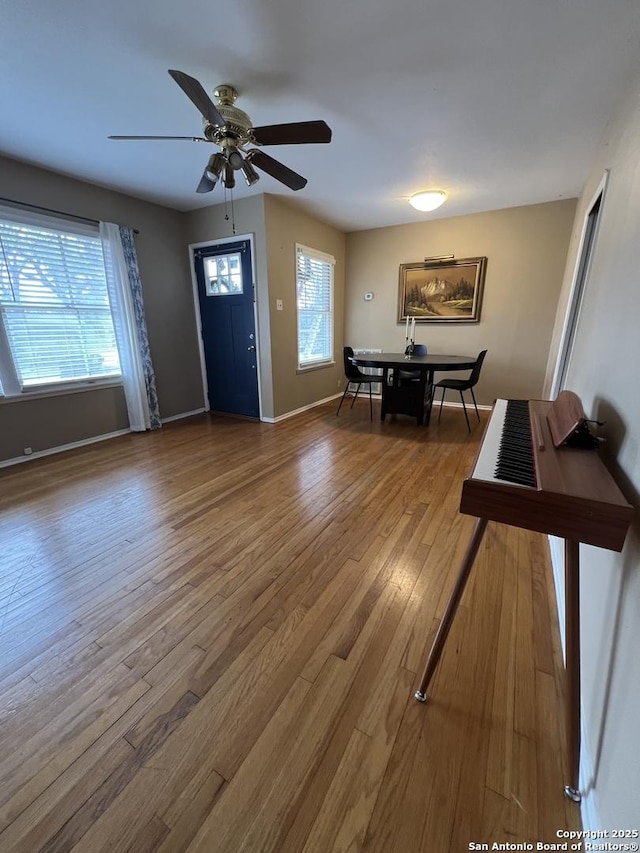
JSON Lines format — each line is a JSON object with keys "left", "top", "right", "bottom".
{"left": 0, "top": 428, "right": 131, "bottom": 468}
{"left": 440, "top": 400, "right": 492, "bottom": 411}
{"left": 265, "top": 388, "right": 399, "bottom": 423}
{"left": 547, "top": 534, "right": 601, "bottom": 832}
{"left": 262, "top": 394, "right": 490, "bottom": 425}
{"left": 0, "top": 407, "right": 209, "bottom": 469}
{"left": 161, "top": 407, "right": 206, "bottom": 424}
{"left": 262, "top": 393, "right": 345, "bottom": 423}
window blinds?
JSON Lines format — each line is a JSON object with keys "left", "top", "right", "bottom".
{"left": 296, "top": 244, "right": 335, "bottom": 368}
{"left": 0, "top": 210, "right": 121, "bottom": 391}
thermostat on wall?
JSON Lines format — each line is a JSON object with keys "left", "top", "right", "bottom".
{"left": 364, "top": 292, "right": 374, "bottom": 301}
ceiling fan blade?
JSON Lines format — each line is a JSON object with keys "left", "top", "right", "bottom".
{"left": 168, "top": 69, "right": 226, "bottom": 127}
{"left": 196, "top": 172, "right": 216, "bottom": 194}
{"left": 248, "top": 150, "right": 307, "bottom": 191}
{"left": 109, "top": 135, "right": 208, "bottom": 142}
{"left": 251, "top": 120, "right": 332, "bottom": 146}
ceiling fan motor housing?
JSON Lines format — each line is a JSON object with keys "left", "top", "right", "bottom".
{"left": 203, "top": 85, "right": 254, "bottom": 146}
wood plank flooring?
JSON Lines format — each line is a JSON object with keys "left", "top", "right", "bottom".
{"left": 0, "top": 400, "right": 582, "bottom": 852}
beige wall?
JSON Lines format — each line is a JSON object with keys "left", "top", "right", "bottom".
{"left": 1, "top": 387, "right": 129, "bottom": 456}
{"left": 345, "top": 200, "right": 577, "bottom": 405}
{"left": 264, "top": 195, "right": 346, "bottom": 419}
{"left": 186, "top": 192, "right": 347, "bottom": 421}
{"left": 183, "top": 194, "right": 276, "bottom": 419}
{"left": 0, "top": 156, "right": 203, "bottom": 462}
{"left": 544, "top": 73, "right": 640, "bottom": 829}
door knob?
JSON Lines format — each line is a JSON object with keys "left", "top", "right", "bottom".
{"left": 247, "top": 345, "right": 256, "bottom": 352}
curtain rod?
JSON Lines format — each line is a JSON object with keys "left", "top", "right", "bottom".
{"left": 0, "top": 196, "right": 139, "bottom": 234}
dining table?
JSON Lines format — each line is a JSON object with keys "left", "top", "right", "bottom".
{"left": 350, "top": 352, "right": 477, "bottom": 426}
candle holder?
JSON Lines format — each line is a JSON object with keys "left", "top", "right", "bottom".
{"left": 404, "top": 340, "right": 415, "bottom": 359}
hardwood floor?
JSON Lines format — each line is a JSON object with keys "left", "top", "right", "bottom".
{"left": 0, "top": 400, "right": 582, "bottom": 852}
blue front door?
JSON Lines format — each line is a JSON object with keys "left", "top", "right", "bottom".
{"left": 193, "top": 239, "right": 259, "bottom": 418}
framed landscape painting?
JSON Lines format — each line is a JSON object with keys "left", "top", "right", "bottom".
{"left": 397, "top": 256, "right": 487, "bottom": 323}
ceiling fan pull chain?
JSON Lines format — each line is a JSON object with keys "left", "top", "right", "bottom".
{"left": 222, "top": 186, "right": 237, "bottom": 235}
{"left": 230, "top": 188, "right": 236, "bottom": 235}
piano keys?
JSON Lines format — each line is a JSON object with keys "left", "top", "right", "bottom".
{"left": 460, "top": 395, "right": 631, "bottom": 552}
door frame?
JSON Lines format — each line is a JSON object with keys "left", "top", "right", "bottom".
{"left": 188, "top": 232, "right": 262, "bottom": 419}
{"left": 549, "top": 170, "right": 609, "bottom": 398}
{"left": 547, "top": 170, "right": 609, "bottom": 663}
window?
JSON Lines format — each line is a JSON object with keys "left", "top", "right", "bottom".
{"left": 204, "top": 252, "right": 243, "bottom": 295}
{"left": 0, "top": 207, "right": 121, "bottom": 396}
{"left": 296, "top": 244, "right": 335, "bottom": 369}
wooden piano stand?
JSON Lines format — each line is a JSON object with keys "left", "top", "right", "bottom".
{"left": 414, "top": 517, "right": 583, "bottom": 803}
{"left": 415, "top": 393, "right": 632, "bottom": 802}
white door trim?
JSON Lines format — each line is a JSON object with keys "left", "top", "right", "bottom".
{"left": 550, "top": 171, "right": 609, "bottom": 399}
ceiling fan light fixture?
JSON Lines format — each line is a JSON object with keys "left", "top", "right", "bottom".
{"left": 409, "top": 190, "right": 447, "bottom": 212}
{"left": 223, "top": 163, "right": 236, "bottom": 189}
{"left": 240, "top": 159, "right": 260, "bottom": 187}
{"left": 227, "top": 148, "right": 244, "bottom": 170}
{"left": 204, "top": 153, "right": 226, "bottom": 184}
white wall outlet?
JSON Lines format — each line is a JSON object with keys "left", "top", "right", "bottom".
{"left": 364, "top": 292, "right": 374, "bottom": 301}
{"left": 24, "top": 446, "right": 33, "bottom": 455}
{"left": 276, "top": 299, "right": 284, "bottom": 311}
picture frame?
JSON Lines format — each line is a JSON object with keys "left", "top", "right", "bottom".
{"left": 397, "top": 256, "right": 487, "bottom": 323}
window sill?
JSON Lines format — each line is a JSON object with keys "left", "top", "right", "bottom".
{"left": 296, "top": 361, "right": 335, "bottom": 375}
{"left": 0, "top": 380, "right": 124, "bottom": 405}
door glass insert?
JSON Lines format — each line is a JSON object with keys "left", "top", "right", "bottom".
{"left": 204, "top": 253, "right": 243, "bottom": 296}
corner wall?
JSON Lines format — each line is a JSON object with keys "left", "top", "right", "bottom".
{"left": 345, "top": 199, "right": 577, "bottom": 405}
{"left": 264, "top": 195, "right": 346, "bottom": 419}
{"left": 183, "top": 194, "right": 348, "bottom": 421}
{"left": 0, "top": 156, "right": 203, "bottom": 463}
{"left": 544, "top": 73, "right": 640, "bottom": 829}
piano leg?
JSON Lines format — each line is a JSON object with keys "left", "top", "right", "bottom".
{"left": 415, "top": 517, "right": 488, "bottom": 701}
{"left": 564, "top": 538, "right": 582, "bottom": 803}
{"left": 414, "top": 522, "right": 583, "bottom": 804}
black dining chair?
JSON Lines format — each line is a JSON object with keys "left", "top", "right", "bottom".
{"left": 434, "top": 349, "right": 488, "bottom": 432}
{"left": 336, "top": 346, "right": 382, "bottom": 421}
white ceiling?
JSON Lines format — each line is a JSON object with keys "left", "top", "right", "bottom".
{"left": 2, "top": 0, "right": 640, "bottom": 232}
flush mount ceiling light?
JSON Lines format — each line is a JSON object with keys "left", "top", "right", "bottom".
{"left": 409, "top": 190, "right": 447, "bottom": 212}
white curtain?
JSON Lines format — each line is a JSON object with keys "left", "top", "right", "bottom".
{"left": 100, "top": 222, "right": 159, "bottom": 431}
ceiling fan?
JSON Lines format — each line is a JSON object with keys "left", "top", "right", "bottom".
{"left": 109, "top": 69, "right": 332, "bottom": 194}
